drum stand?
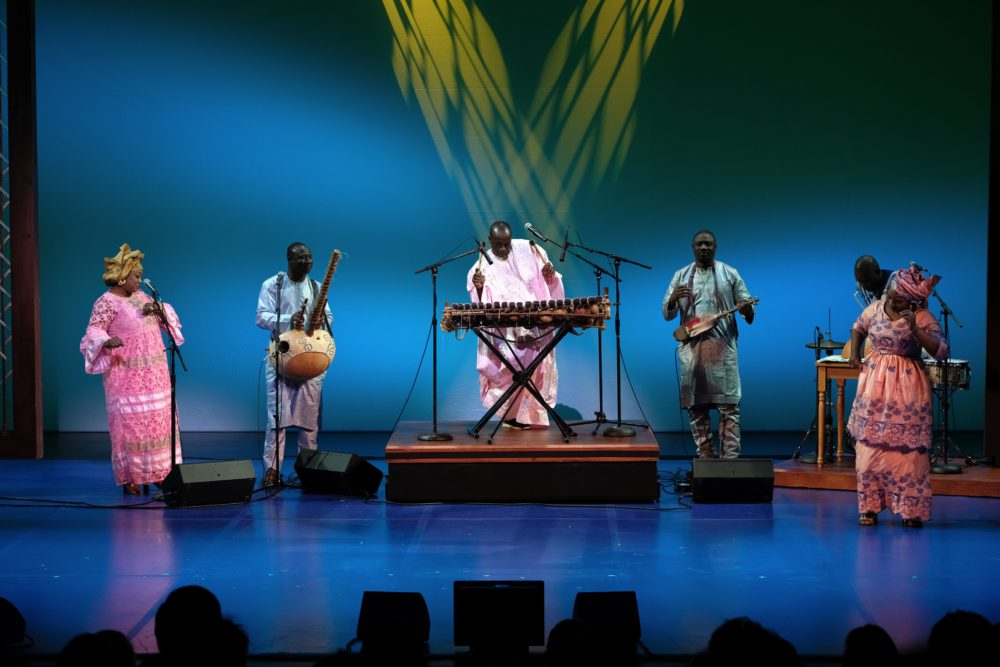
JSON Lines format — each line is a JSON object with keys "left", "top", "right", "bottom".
{"left": 931, "top": 380, "right": 964, "bottom": 474}
{"left": 929, "top": 292, "right": 964, "bottom": 474}
{"left": 793, "top": 329, "right": 844, "bottom": 463}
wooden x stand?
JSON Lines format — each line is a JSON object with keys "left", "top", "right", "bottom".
{"left": 468, "top": 322, "right": 576, "bottom": 443}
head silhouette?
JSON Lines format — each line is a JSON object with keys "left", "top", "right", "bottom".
{"left": 154, "top": 585, "right": 223, "bottom": 659}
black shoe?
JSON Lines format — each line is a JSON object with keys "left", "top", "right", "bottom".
{"left": 262, "top": 469, "right": 280, "bottom": 488}
{"left": 502, "top": 419, "right": 530, "bottom": 430}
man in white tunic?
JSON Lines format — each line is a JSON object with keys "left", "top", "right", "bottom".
{"left": 663, "top": 230, "right": 754, "bottom": 458}
{"left": 467, "top": 221, "right": 565, "bottom": 428}
{"left": 256, "top": 242, "right": 333, "bottom": 486}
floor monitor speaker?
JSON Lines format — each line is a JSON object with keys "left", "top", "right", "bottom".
{"left": 162, "top": 460, "right": 255, "bottom": 507}
{"left": 692, "top": 458, "right": 774, "bottom": 503}
{"left": 453, "top": 580, "right": 545, "bottom": 650}
{"left": 295, "top": 450, "right": 383, "bottom": 497}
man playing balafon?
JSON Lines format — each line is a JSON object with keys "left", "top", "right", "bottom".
{"left": 467, "top": 220, "right": 564, "bottom": 429}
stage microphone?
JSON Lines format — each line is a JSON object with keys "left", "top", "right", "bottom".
{"left": 142, "top": 278, "right": 161, "bottom": 300}
{"left": 815, "top": 325, "right": 823, "bottom": 341}
{"left": 524, "top": 223, "right": 548, "bottom": 243}
{"left": 271, "top": 273, "right": 284, "bottom": 342}
{"left": 909, "top": 261, "right": 926, "bottom": 272}
{"left": 559, "top": 228, "right": 569, "bottom": 262}
{"left": 477, "top": 240, "right": 493, "bottom": 265}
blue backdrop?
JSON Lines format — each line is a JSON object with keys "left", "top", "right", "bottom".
{"left": 37, "top": 1, "right": 990, "bottom": 435}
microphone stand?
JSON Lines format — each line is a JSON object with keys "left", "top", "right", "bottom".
{"left": 148, "top": 290, "right": 187, "bottom": 473}
{"left": 269, "top": 275, "right": 284, "bottom": 486}
{"left": 554, "top": 240, "right": 618, "bottom": 434}
{"left": 564, "top": 239, "right": 652, "bottom": 437}
{"left": 929, "top": 286, "right": 964, "bottom": 474}
{"left": 414, "top": 243, "right": 485, "bottom": 441}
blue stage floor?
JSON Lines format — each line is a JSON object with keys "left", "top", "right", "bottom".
{"left": 1, "top": 432, "right": 998, "bottom": 661}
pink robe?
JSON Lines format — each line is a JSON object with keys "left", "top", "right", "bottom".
{"left": 466, "top": 239, "right": 564, "bottom": 425}
{"left": 847, "top": 301, "right": 948, "bottom": 521}
{"left": 80, "top": 291, "right": 184, "bottom": 485}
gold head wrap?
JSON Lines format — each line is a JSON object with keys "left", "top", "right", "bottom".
{"left": 102, "top": 243, "right": 144, "bottom": 286}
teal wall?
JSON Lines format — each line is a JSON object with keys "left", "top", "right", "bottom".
{"left": 37, "top": 1, "right": 991, "bottom": 435}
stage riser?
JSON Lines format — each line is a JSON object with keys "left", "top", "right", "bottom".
{"left": 386, "top": 461, "right": 659, "bottom": 503}
{"left": 774, "top": 461, "right": 1000, "bottom": 498}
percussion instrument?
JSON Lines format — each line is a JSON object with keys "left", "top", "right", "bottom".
{"left": 924, "top": 359, "right": 970, "bottom": 390}
{"left": 806, "top": 339, "right": 846, "bottom": 350}
{"left": 673, "top": 297, "right": 759, "bottom": 343}
{"left": 441, "top": 293, "right": 611, "bottom": 332}
{"left": 270, "top": 249, "right": 341, "bottom": 381}
{"left": 840, "top": 338, "right": 871, "bottom": 359}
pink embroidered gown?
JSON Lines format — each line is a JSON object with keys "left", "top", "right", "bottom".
{"left": 847, "top": 301, "right": 948, "bottom": 521}
{"left": 80, "top": 291, "right": 184, "bottom": 486}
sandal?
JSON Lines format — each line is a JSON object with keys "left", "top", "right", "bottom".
{"left": 902, "top": 518, "right": 923, "bottom": 528}
{"left": 122, "top": 483, "right": 142, "bottom": 496}
{"left": 858, "top": 512, "right": 878, "bottom": 526}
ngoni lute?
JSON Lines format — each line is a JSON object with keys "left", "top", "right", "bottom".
{"left": 673, "top": 297, "right": 759, "bottom": 344}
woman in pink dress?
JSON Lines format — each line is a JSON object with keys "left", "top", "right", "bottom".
{"left": 847, "top": 266, "right": 948, "bottom": 528}
{"left": 80, "top": 244, "right": 184, "bottom": 495}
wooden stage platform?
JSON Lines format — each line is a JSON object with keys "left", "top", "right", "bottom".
{"left": 774, "top": 458, "right": 1000, "bottom": 498}
{"left": 384, "top": 420, "right": 661, "bottom": 503}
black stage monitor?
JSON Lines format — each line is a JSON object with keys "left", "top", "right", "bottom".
{"left": 692, "top": 458, "right": 774, "bottom": 503}
{"left": 161, "top": 460, "right": 255, "bottom": 507}
{"left": 295, "top": 449, "right": 383, "bottom": 497}
{"left": 453, "top": 580, "right": 545, "bottom": 650}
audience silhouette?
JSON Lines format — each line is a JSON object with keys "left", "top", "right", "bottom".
{"left": 688, "top": 616, "right": 800, "bottom": 667}
{"left": 925, "top": 609, "right": 992, "bottom": 666}
{"left": 842, "top": 623, "right": 899, "bottom": 667}
{"left": 140, "top": 584, "right": 225, "bottom": 666}
{"left": 544, "top": 617, "right": 639, "bottom": 667}
{"left": 34, "top": 586, "right": 1000, "bottom": 666}
{"left": 55, "top": 632, "right": 116, "bottom": 666}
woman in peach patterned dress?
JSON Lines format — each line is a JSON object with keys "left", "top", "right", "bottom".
{"left": 80, "top": 244, "right": 184, "bottom": 495}
{"left": 847, "top": 266, "right": 948, "bottom": 528}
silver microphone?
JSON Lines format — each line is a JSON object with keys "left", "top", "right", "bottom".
{"left": 477, "top": 240, "right": 494, "bottom": 265}
{"left": 142, "top": 278, "right": 161, "bottom": 300}
{"left": 524, "top": 223, "right": 548, "bottom": 243}
{"left": 909, "top": 261, "right": 926, "bottom": 272}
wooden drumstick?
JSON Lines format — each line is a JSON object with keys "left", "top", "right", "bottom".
{"left": 528, "top": 240, "right": 546, "bottom": 267}
{"left": 473, "top": 259, "right": 485, "bottom": 295}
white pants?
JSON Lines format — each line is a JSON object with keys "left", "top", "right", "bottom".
{"left": 263, "top": 427, "right": 318, "bottom": 471}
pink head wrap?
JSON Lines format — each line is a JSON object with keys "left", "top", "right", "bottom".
{"left": 890, "top": 266, "right": 940, "bottom": 305}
